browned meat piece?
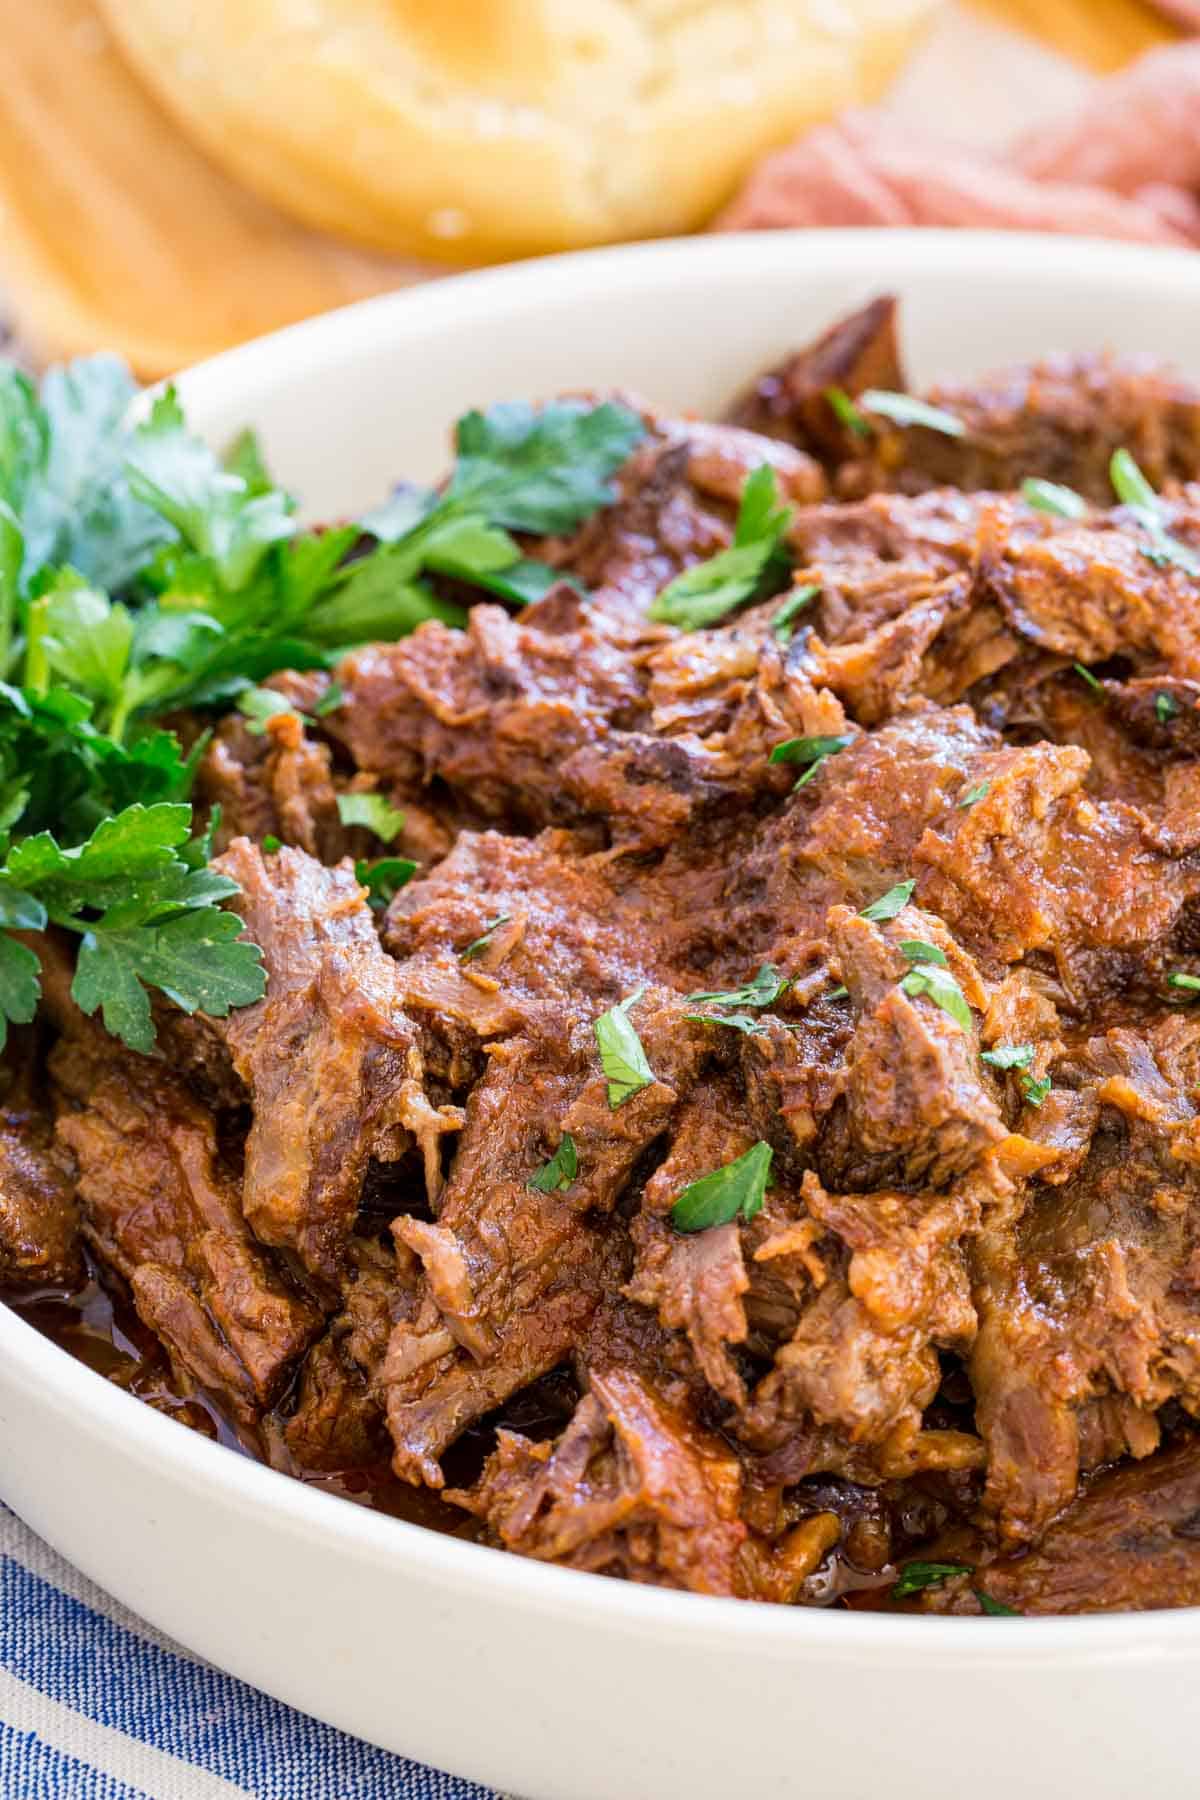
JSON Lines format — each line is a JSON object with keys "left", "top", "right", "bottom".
{"left": 978, "top": 509, "right": 1200, "bottom": 676}
{"left": 974, "top": 1436, "right": 1200, "bottom": 1616}
{"left": 971, "top": 1016, "right": 1200, "bottom": 1545}
{"left": 199, "top": 709, "right": 349, "bottom": 860}
{"left": 0, "top": 1028, "right": 82, "bottom": 1291}
{"left": 382, "top": 827, "right": 681, "bottom": 1047}
{"left": 915, "top": 739, "right": 1200, "bottom": 1003}
{"left": 817, "top": 904, "right": 1001, "bottom": 1192}
{"left": 0, "top": 1114, "right": 81, "bottom": 1291}
{"left": 213, "top": 842, "right": 434, "bottom": 1284}
{"left": 533, "top": 407, "right": 824, "bottom": 619}
{"left": 382, "top": 1013, "right": 704, "bottom": 1485}
{"left": 282, "top": 1239, "right": 408, "bottom": 1469}
{"left": 49, "top": 1018, "right": 321, "bottom": 1422}
{"left": 725, "top": 295, "right": 904, "bottom": 463}
{"left": 329, "top": 597, "right": 647, "bottom": 832}
{"left": 887, "top": 353, "right": 1200, "bottom": 502}
{"left": 626, "top": 1081, "right": 757, "bottom": 1405}
{"left": 714, "top": 706, "right": 997, "bottom": 968}
{"left": 452, "top": 1363, "right": 748, "bottom": 1595}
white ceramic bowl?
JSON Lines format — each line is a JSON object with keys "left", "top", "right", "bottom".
{"left": 4, "top": 231, "right": 1200, "bottom": 1800}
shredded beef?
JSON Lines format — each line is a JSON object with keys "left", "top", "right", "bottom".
{"left": 18, "top": 299, "right": 1200, "bottom": 1612}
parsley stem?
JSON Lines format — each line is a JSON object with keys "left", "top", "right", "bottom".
{"left": 23, "top": 596, "right": 50, "bottom": 699}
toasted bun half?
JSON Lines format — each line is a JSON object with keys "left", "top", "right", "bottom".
{"left": 96, "top": 0, "right": 940, "bottom": 263}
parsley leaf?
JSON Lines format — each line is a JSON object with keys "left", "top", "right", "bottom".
{"left": 355, "top": 856, "right": 416, "bottom": 908}
{"left": 860, "top": 879, "right": 915, "bottom": 923}
{"left": 448, "top": 399, "right": 644, "bottom": 535}
{"left": 825, "top": 386, "right": 871, "bottom": 437}
{"left": 0, "top": 802, "right": 265, "bottom": 1051}
{"left": 528, "top": 1133, "right": 578, "bottom": 1194}
{"left": 1021, "top": 477, "right": 1087, "bottom": 520}
{"left": 1110, "top": 447, "right": 1200, "bottom": 577}
{"left": 1156, "top": 690, "right": 1181, "bottom": 724}
{"left": 892, "top": 1560, "right": 972, "bottom": 1599}
{"left": 976, "top": 1592, "right": 1020, "bottom": 1617}
{"left": 900, "top": 939, "right": 948, "bottom": 967}
{"left": 959, "top": 781, "right": 990, "bottom": 808}
{"left": 687, "top": 964, "right": 787, "bottom": 1009}
{"left": 648, "top": 465, "right": 793, "bottom": 630}
{"left": 8, "top": 355, "right": 173, "bottom": 592}
{"left": 981, "top": 1043, "right": 1034, "bottom": 1070}
{"left": 858, "top": 391, "right": 965, "bottom": 438}
{"left": 126, "top": 388, "right": 296, "bottom": 591}
{"left": 237, "top": 686, "right": 307, "bottom": 734}
{"left": 1020, "top": 1072, "right": 1052, "bottom": 1107}
{"left": 670, "top": 1140, "right": 773, "bottom": 1233}
{"left": 336, "top": 792, "right": 406, "bottom": 843}
{"left": 770, "top": 733, "right": 854, "bottom": 790}
{"left": 684, "top": 1010, "right": 767, "bottom": 1037}
{"left": 900, "top": 964, "right": 973, "bottom": 1033}
{"left": 594, "top": 985, "right": 654, "bottom": 1108}
{"left": 461, "top": 913, "right": 513, "bottom": 961}
{"left": 771, "top": 582, "right": 819, "bottom": 644}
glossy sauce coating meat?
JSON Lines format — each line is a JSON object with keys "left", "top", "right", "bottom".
{"left": 12, "top": 299, "right": 1200, "bottom": 1614}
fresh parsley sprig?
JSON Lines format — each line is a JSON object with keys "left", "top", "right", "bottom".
{"left": 0, "top": 359, "right": 641, "bottom": 1050}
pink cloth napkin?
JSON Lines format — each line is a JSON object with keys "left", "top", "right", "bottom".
{"left": 717, "top": 42, "right": 1200, "bottom": 249}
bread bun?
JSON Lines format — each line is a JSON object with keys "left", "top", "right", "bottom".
{"left": 95, "top": 0, "right": 940, "bottom": 264}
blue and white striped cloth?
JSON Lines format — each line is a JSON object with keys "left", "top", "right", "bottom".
{"left": 0, "top": 1504, "right": 502, "bottom": 1800}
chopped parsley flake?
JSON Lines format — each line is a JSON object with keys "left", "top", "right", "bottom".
{"left": 594, "top": 985, "right": 654, "bottom": 1107}
{"left": 825, "top": 386, "right": 871, "bottom": 437}
{"left": 649, "top": 465, "right": 793, "bottom": 630}
{"left": 981, "top": 1043, "right": 1035, "bottom": 1071}
{"left": 528, "top": 1132, "right": 578, "bottom": 1193}
{"left": 460, "top": 913, "right": 513, "bottom": 961}
{"left": 959, "top": 781, "right": 990, "bottom": 808}
{"left": 900, "top": 964, "right": 973, "bottom": 1033}
{"left": 976, "top": 1592, "right": 1020, "bottom": 1616}
{"left": 892, "top": 1560, "right": 972, "bottom": 1600}
{"left": 771, "top": 582, "right": 819, "bottom": 644}
{"left": 858, "top": 390, "right": 966, "bottom": 438}
{"left": 860, "top": 879, "right": 915, "bottom": 923}
{"left": 900, "top": 940, "right": 948, "bottom": 967}
{"left": 1156, "top": 691, "right": 1181, "bottom": 724}
{"left": 770, "top": 733, "right": 854, "bottom": 789}
{"left": 1110, "top": 448, "right": 1200, "bottom": 577}
{"left": 687, "top": 965, "right": 787, "bottom": 1009}
{"left": 670, "top": 1139, "right": 773, "bottom": 1233}
{"left": 1021, "top": 1073, "right": 1052, "bottom": 1108}
{"left": 1020, "top": 478, "right": 1087, "bottom": 520}
{"left": 336, "top": 791, "right": 406, "bottom": 842}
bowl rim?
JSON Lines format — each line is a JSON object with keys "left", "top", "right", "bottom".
{"left": 11, "top": 226, "right": 1200, "bottom": 1661}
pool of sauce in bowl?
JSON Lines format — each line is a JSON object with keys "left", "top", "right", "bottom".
{"left": 3, "top": 1255, "right": 479, "bottom": 1540}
